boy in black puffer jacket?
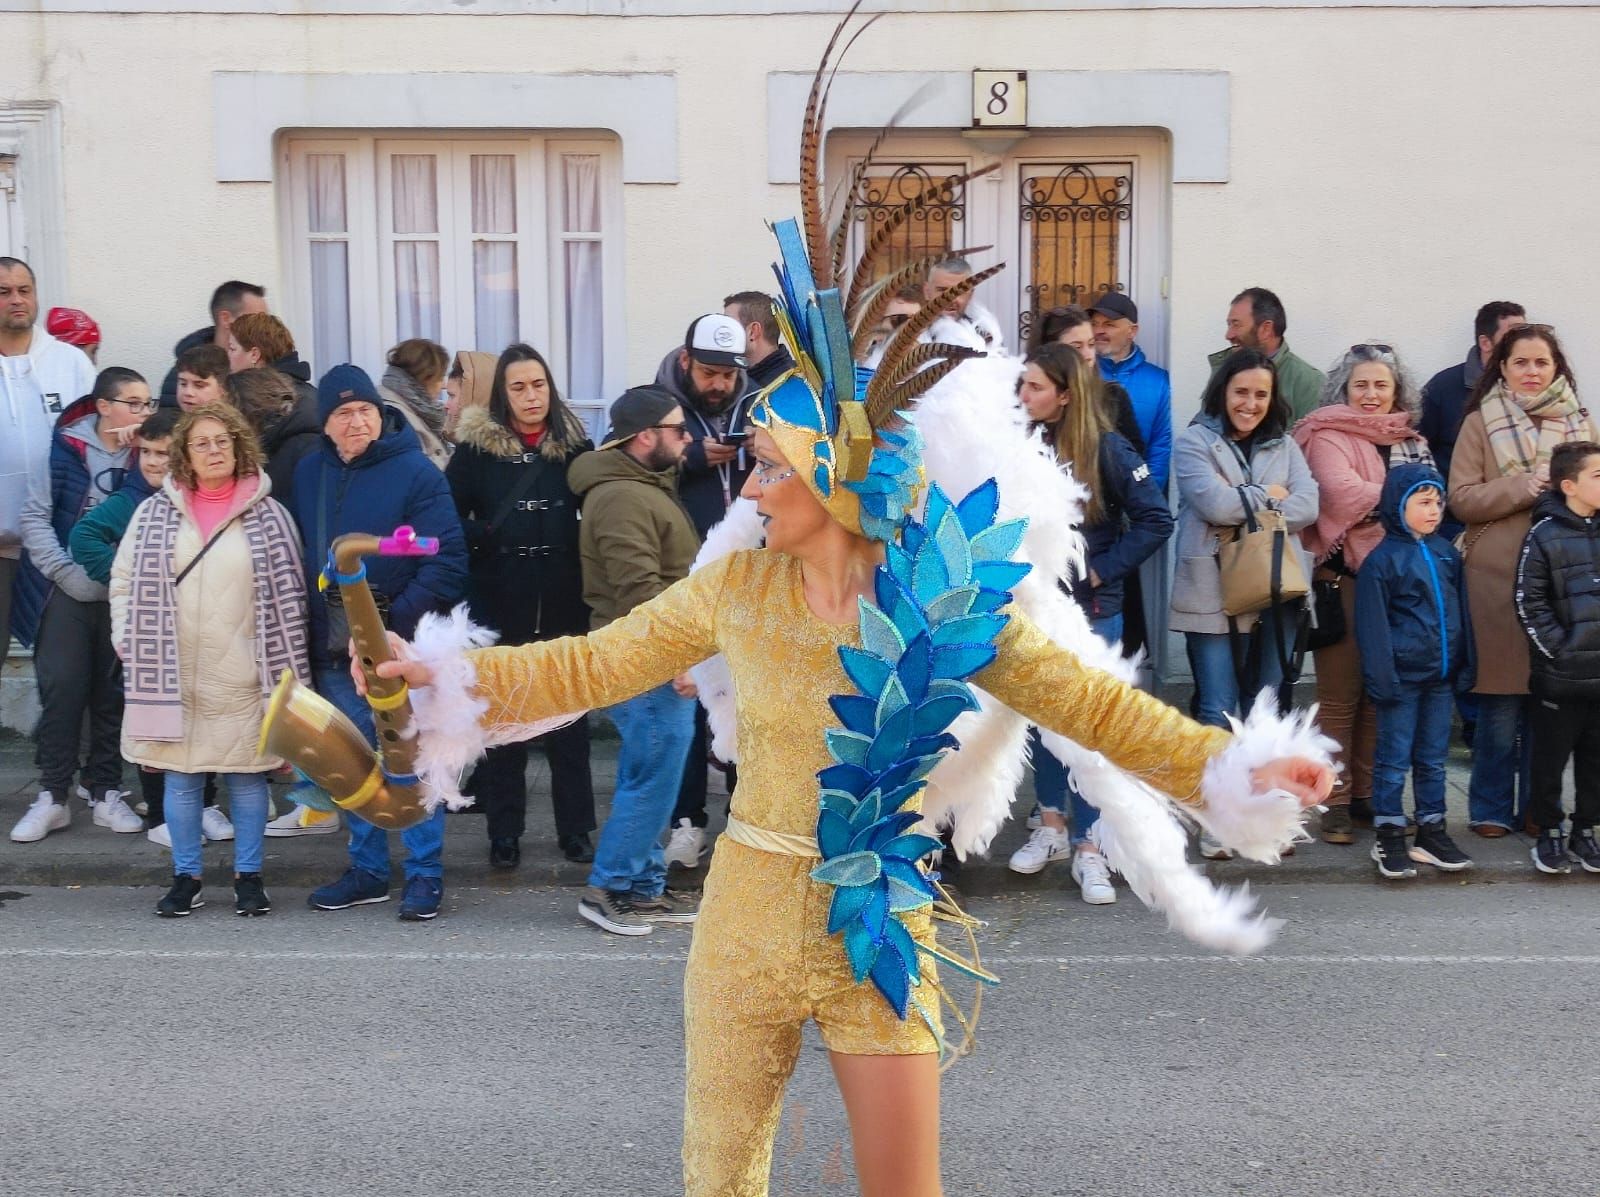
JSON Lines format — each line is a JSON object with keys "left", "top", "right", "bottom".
{"left": 1355, "top": 463, "right": 1475, "bottom": 879}
{"left": 1515, "top": 440, "right": 1600, "bottom": 875}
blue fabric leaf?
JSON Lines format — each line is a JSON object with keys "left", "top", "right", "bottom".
{"left": 838, "top": 646, "right": 893, "bottom": 698}
{"left": 905, "top": 733, "right": 959, "bottom": 759}
{"left": 931, "top": 614, "right": 1008, "bottom": 649}
{"left": 882, "top": 856, "right": 936, "bottom": 894}
{"left": 842, "top": 921, "right": 876, "bottom": 983}
{"left": 862, "top": 883, "right": 890, "bottom": 940}
{"left": 910, "top": 539, "right": 950, "bottom": 598}
{"left": 970, "top": 517, "right": 1027, "bottom": 563}
{"left": 865, "top": 703, "right": 916, "bottom": 773}
{"left": 874, "top": 672, "right": 910, "bottom": 724}
{"left": 859, "top": 602, "right": 906, "bottom": 662}
{"left": 911, "top": 693, "right": 975, "bottom": 737}
{"left": 860, "top": 811, "right": 925, "bottom": 850}
{"left": 848, "top": 791, "right": 883, "bottom": 836}
{"left": 825, "top": 728, "right": 872, "bottom": 767}
{"left": 900, "top": 522, "right": 926, "bottom": 558}
{"left": 972, "top": 560, "right": 1032, "bottom": 592}
{"left": 869, "top": 944, "right": 912, "bottom": 1017}
{"left": 827, "top": 881, "right": 876, "bottom": 933}
{"left": 933, "top": 509, "right": 974, "bottom": 585}
{"left": 923, "top": 585, "right": 978, "bottom": 625}
{"left": 880, "top": 833, "right": 943, "bottom": 862}
{"left": 970, "top": 588, "right": 1010, "bottom": 614}
{"left": 874, "top": 780, "right": 927, "bottom": 816}
{"left": 828, "top": 694, "right": 879, "bottom": 737}
{"left": 932, "top": 642, "right": 999, "bottom": 679}
{"left": 923, "top": 484, "right": 953, "bottom": 536}
{"left": 819, "top": 762, "right": 874, "bottom": 795}
{"left": 897, "top": 632, "right": 933, "bottom": 704}
{"left": 811, "top": 851, "right": 883, "bottom": 888}
{"left": 887, "top": 874, "right": 935, "bottom": 913}
{"left": 882, "top": 914, "right": 923, "bottom": 985}
{"left": 817, "top": 808, "right": 855, "bottom": 859}
{"left": 955, "top": 477, "right": 1000, "bottom": 537}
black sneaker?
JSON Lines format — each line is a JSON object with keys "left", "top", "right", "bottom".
{"left": 631, "top": 887, "right": 700, "bottom": 924}
{"left": 156, "top": 874, "right": 205, "bottom": 917}
{"left": 233, "top": 873, "right": 272, "bottom": 916}
{"left": 1533, "top": 829, "right": 1572, "bottom": 875}
{"left": 1569, "top": 828, "right": 1600, "bottom": 874}
{"left": 1408, "top": 822, "right": 1472, "bottom": 872}
{"left": 489, "top": 836, "right": 521, "bottom": 870}
{"left": 578, "top": 886, "right": 652, "bottom": 936}
{"left": 1371, "top": 827, "right": 1416, "bottom": 880}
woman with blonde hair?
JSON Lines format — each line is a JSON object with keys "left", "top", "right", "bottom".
{"left": 110, "top": 402, "right": 309, "bottom": 917}
{"left": 1006, "top": 342, "right": 1173, "bottom": 902}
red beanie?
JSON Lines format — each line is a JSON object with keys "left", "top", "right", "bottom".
{"left": 46, "top": 307, "right": 101, "bottom": 348}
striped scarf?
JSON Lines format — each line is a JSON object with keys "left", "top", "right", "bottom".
{"left": 1481, "top": 377, "right": 1596, "bottom": 478}
{"left": 120, "top": 482, "right": 309, "bottom": 742}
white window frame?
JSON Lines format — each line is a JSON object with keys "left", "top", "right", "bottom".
{"left": 279, "top": 131, "right": 623, "bottom": 436}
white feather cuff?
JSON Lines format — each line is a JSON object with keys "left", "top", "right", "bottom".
{"left": 1191, "top": 692, "right": 1338, "bottom": 862}
{"left": 408, "top": 604, "right": 585, "bottom": 811}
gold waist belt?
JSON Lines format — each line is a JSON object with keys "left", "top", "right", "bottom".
{"left": 723, "top": 815, "right": 820, "bottom": 859}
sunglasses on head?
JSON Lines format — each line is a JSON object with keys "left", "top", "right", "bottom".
{"left": 1350, "top": 343, "right": 1394, "bottom": 356}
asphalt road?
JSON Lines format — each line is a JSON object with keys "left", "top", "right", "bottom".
{"left": 2, "top": 880, "right": 1596, "bottom": 1197}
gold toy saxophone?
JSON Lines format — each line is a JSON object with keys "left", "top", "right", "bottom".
{"left": 258, "top": 525, "right": 440, "bottom": 830}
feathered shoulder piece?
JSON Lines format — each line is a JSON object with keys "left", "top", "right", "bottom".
{"left": 750, "top": 0, "right": 1004, "bottom": 543}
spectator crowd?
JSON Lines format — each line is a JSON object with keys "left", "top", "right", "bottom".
{"left": 3, "top": 250, "right": 1597, "bottom": 928}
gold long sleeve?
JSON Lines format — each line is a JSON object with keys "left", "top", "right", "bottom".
{"left": 979, "top": 607, "right": 1231, "bottom": 804}
{"left": 466, "top": 556, "right": 730, "bottom": 730}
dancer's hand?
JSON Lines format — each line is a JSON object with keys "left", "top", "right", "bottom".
{"left": 1252, "top": 756, "right": 1334, "bottom": 808}
{"left": 349, "top": 632, "right": 436, "bottom": 696}
{"left": 672, "top": 672, "right": 698, "bottom": 698}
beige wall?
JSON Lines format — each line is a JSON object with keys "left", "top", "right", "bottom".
{"left": 2, "top": 6, "right": 1598, "bottom": 416}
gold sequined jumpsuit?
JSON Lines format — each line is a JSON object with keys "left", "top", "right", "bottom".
{"left": 464, "top": 550, "right": 1230, "bottom": 1196}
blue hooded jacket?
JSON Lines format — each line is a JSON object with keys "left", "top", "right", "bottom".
{"left": 1097, "top": 344, "right": 1173, "bottom": 492}
{"left": 290, "top": 406, "right": 467, "bottom": 661}
{"left": 1355, "top": 462, "right": 1475, "bottom": 700}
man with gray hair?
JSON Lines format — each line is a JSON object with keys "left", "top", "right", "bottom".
{"left": 922, "top": 255, "right": 1005, "bottom": 352}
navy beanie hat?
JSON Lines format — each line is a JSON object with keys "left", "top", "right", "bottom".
{"left": 317, "top": 363, "right": 383, "bottom": 427}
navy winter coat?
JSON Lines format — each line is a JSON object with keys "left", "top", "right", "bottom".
{"left": 1067, "top": 430, "right": 1173, "bottom": 621}
{"left": 290, "top": 407, "right": 467, "bottom": 661}
{"left": 1515, "top": 489, "right": 1600, "bottom": 701}
{"left": 1355, "top": 463, "right": 1475, "bottom": 701}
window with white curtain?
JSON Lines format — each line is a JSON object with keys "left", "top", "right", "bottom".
{"left": 282, "top": 134, "right": 623, "bottom": 438}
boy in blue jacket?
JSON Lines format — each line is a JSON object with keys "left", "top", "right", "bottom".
{"left": 1356, "top": 463, "right": 1475, "bottom": 879}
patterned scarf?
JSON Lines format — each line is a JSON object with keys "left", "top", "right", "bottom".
{"left": 383, "top": 365, "right": 449, "bottom": 440}
{"left": 120, "top": 481, "right": 309, "bottom": 742}
{"left": 1481, "top": 377, "right": 1596, "bottom": 478}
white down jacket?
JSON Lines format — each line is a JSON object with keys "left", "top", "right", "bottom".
{"left": 110, "top": 473, "right": 301, "bottom": 773}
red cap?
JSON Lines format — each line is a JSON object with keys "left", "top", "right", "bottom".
{"left": 46, "top": 307, "right": 101, "bottom": 348}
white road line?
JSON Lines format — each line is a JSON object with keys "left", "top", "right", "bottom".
{"left": 3, "top": 947, "right": 1600, "bottom": 965}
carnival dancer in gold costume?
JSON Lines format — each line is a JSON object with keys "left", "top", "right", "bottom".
{"left": 362, "top": 13, "right": 1334, "bottom": 1195}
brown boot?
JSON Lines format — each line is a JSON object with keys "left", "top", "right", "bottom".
{"left": 1320, "top": 804, "right": 1356, "bottom": 845}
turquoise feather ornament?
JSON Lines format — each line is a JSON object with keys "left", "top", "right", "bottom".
{"left": 811, "top": 479, "right": 1028, "bottom": 1025}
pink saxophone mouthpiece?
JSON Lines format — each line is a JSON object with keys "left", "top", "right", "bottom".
{"left": 377, "top": 525, "right": 440, "bottom": 556}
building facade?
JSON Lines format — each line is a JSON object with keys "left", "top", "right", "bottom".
{"left": 0, "top": 0, "right": 1595, "bottom": 704}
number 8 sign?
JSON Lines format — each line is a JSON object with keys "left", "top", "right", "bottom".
{"left": 972, "top": 70, "right": 1028, "bottom": 128}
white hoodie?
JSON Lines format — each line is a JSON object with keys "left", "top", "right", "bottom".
{"left": 0, "top": 327, "right": 96, "bottom": 557}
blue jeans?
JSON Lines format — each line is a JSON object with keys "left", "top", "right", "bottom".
{"left": 1032, "top": 613, "right": 1121, "bottom": 845}
{"left": 166, "top": 770, "right": 270, "bottom": 877}
{"left": 314, "top": 664, "right": 446, "bottom": 882}
{"left": 1186, "top": 604, "right": 1297, "bottom": 731}
{"left": 1468, "top": 693, "right": 1532, "bottom": 830}
{"left": 1372, "top": 682, "right": 1453, "bottom": 827}
{"left": 590, "top": 681, "right": 696, "bottom": 897}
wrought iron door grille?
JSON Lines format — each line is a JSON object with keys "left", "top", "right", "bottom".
{"left": 1019, "top": 162, "right": 1133, "bottom": 347}
{"left": 851, "top": 163, "right": 968, "bottom": 284}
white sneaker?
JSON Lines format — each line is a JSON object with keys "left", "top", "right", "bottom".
{"left": 201, "top": 806, "right": 235, "bottom": 842}
{"left": 91, "top": 790, "right": 145, "bottom": 833}
{"left": 1198, "top": 834, "right": 1234, "bottom": 860}
{"left": 264, "top": 804, "right": 341, "bottom": 837}
{"left": 1070, "top": 847, "right": 1117, "bottom": 905}
{"left": 10, "top": 792, "right": 71, "bottom": 843}
{"left": 147, "top": 822, "right": 172, "bottom": 847}
{"left": 1009, "top": 825, "right": 1073, "bottom": 874}
{"left": 663, "top": 818, "right": 707, "bottom": 869}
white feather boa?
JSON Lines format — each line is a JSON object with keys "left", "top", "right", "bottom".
{"left": 689, "top": 349, "right": 1335, "bottom": 954}
{"left": 406, "top": 606, "right": 585, "bottom": 811}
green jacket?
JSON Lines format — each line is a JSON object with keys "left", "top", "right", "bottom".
{"left": 66, "top": 484, "right": 144, "bottom": 586}
{"left": 568, "top": 447, "right": 701, "bottom": 629}
{"left": 1209, "top": 340, "right": 1327, "bottom": 424}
